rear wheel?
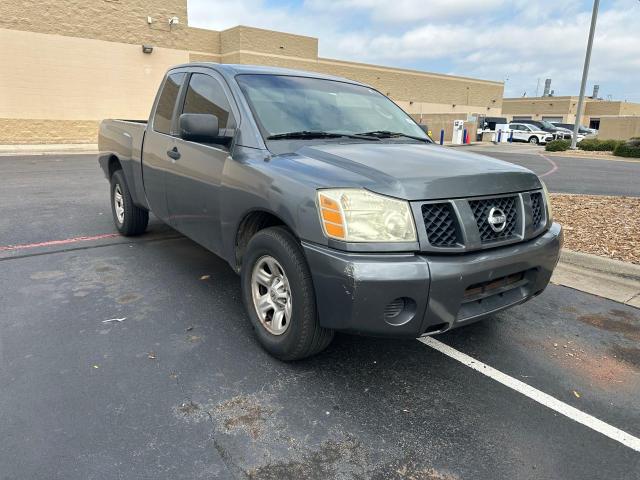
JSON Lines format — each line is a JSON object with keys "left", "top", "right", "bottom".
{"left": 528, "top": 136, "right": 539, "bottom": 144}
{"left": 241, "top": 227, "right": 334, "bottom": 361}
{"left": 110, "top": 170, "right": 149, "bottom": 236}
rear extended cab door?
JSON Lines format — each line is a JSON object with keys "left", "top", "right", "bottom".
{"left": 165, "top": 67, "right": 240, "bottom": 255}
{"left": 141, "top": 72, "right": 186, "bottom": 220}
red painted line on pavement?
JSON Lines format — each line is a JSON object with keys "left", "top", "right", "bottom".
{"left": 0, "top": 233, "right": 120, "bottom": 252}
{"left": 538, "top": 154, "right": 559, "bottom": 178}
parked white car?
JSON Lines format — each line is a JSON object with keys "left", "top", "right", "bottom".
{"left": 550, "top": 122, "right": 590, "bottom": 142}
{"left": 508, "top": 123, "right": 554, "bottom": 145}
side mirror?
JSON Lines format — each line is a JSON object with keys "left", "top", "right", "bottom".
{"left": 179, "top": 113, "right": 228, "bottom": 144}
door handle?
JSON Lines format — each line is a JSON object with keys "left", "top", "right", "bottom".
{"left": 167, "top": 147, "right": 181, "bottom": 160}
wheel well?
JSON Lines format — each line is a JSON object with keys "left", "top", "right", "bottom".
{"left": 108, "top": 155, "right": 123, "bottom": 178}
{"left": 235, "top": 211, "right": 289, "bottom": 270}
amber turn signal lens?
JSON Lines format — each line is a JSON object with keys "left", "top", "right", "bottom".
{"left": 318, "top": 192, "right": 346, "bottom": 240}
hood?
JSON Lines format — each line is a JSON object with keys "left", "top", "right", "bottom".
{"left": 273, "top": 142, "right": 541, "bottom": 201}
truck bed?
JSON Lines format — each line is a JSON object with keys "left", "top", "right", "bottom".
{"left": 97, "top": 119, "right": 149, "bottom": 209}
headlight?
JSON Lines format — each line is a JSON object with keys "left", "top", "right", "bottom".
{"left": 317, "top": 189, "right": 417, "bottom": 242}
{"left": 541, "top": 181, "right": 553, "bottom": 222}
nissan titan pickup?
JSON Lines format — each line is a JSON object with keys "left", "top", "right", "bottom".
{"left": 98, "top": 64, "right": 563, "bottom": 360}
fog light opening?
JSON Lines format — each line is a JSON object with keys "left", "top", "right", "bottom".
{"left": 383, "top": 297, "right": 416, "bottom": 326}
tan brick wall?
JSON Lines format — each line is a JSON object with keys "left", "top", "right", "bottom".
{"left": 410, "top": 114, "right": 478, "bottom": 143}
{"left": 503, "top": 97, "right": 640, "bottom": 127}
{"left": 316, "top": 58, "right": 502, "bottom": 109}
{"left": 0, "top": 28, "right": 189, "bottom": 120}
{"left": 619, "top": 103, "right": 640, "bottom": 116}
{"left": 221, "top": 26, "right": 318, "bottom": 58}
{"left": 0, "top": 119, "right": 99, "bottom": 144}
{"left": 228, "top": 51, "right": 503, "bottom": 109}
{"left": 0, "top": 0, "right": 218, "bottom": 53}
{"left": 584, "top": 101, "right": 624, "bottom": 116}
{"left": 598, "top": 116, "right": 640, "bottom": 141}
{"left": 0, "top": 0, "right": 505, "bottom": 144}
{"left": 502, "top": 97, "right": 577, "bottom": 120}
{"left": 189, "top": 53, "right": 221, "bottom": 63}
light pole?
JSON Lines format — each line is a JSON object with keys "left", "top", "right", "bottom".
{"left": 571, "top": 0, "right": 599, "bottom": 149}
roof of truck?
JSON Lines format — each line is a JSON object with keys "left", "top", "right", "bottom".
{"left": 171, "top": 63, "right": 368, "bottom": 86}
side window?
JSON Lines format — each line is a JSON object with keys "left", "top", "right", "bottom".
{"left": 182, "top": 74, "right": 235, "bottom": 129}
{"left": 153, "top": 73, "right": 185, "bottom": 135}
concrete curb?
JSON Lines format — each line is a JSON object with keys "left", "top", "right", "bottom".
{"left": 0, "top": 144, "right": 98, "bottom": 156}
{"left": 552, "top": 249, "right": 640, "bottom": 308}
{"left": 545, "top": 151, "right": 640, "bottom": 163}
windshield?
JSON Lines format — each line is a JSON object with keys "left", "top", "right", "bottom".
{"left": 236, "top": 74, "right": 429, "bottom": 140}
{"left": 540, "top": 120, "right": 556, "bottom": 129}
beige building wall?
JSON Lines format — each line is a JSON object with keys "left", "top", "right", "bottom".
{"left": 409, "top": 113, "right": 478, "bottom": 142}
{"left": 502, "top": 97, "right": 579, "bottom": 122}
{"left": 0, "top": 0, "right": 503, "bottom": 144}
{"left": 598, "top": 116, "right": 640, "bottom": 140}
{"left": 0, "top": 28, "right": 191, "bottom": 144}
{"left": 226, "top": 49, "right": 503, "bottom": 116}
{"left": 503, "top": 97, "right": 640, "bottom": 128}
{"left": 0, "top": 0, "right": 220, "bottom": 53}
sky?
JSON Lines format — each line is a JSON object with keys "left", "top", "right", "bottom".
{"left": 188, "top": 0, "right": 640, "bottom": 101}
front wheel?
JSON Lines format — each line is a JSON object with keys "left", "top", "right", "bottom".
{"left": 241, "top": 227, "right": 334, "bottom": 360}
{"left": 110, "top": 170, "right": 149, "bottom": 236}
{"left": 528, "top": 136, "right": 539, "bottom": 144}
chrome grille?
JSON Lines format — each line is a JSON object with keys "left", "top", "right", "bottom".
{"left": 530, "top": 192, "right": 544, "bottom": 228}
{"left": 469, "top": 195, "right": 518, "bottom": 243}
{"left": 422, "top": 203, "right": 460, "bottom": 247}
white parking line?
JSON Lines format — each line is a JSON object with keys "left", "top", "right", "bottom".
{"left": 538, "top": 153, "right": 559, "bottom": 177}
{"left": 418, "top": 337, "right": 640, "bottom": 453}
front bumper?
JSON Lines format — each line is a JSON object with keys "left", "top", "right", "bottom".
{"left": 303, "top": 223, "right": 562, "bottom": 337}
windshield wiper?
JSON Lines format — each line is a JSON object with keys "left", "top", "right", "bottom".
{"left": 266, "top": 130, "right": 380, "bottom": 141}
{"left": 267, "top": 131, "right": 341, "bottom": 140}
{"left": 354, "top": 130, "right": 431, "bottom": 142}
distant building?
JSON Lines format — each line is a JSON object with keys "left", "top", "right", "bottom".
{"left": 0, "top": 0, "right": 503, "bottom": 144}
{"left": 502, "top": 96, "right": 640, "bottom": 132}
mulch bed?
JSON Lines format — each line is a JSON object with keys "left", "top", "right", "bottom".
{"left": 551, "top": 194, "right": 640, "bottom": 264}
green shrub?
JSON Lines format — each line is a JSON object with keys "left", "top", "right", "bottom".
{"left": 578, "top": 138, "right": 623, "bottom": 151}
{"left": 545, "top": 139, "right": 571, "bottom": 151}
{"left": 613, "top": 142, "right": 640, "bottom": 158}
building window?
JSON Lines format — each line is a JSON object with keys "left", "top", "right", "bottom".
{"left": 589, "top": 118, "right": 600, "bottom": 130}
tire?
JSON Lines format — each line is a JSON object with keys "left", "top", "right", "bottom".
{"left": 240, "top": 226, "right": 334, "bottom": 361}
{"left": 110, "top": 169, "right": 149, "bottom": 236}
{"left": 528, "top": 136, "right": 539, "bottom": 144}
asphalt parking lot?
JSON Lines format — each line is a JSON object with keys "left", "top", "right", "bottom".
{"left": 1, "top": 154, "right": 640, "bottom": 479}
{"left": 467, "top": 144, "right": 640, "bottom": 197}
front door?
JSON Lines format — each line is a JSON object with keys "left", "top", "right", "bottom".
{"left": 165, "top": 71, "right": 238, "bottom": 254}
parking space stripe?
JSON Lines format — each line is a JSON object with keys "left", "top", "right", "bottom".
{"left": 0, "top": 233, "right": 119, "bottom": 252}
{"left": 418, "top": 337, "right": 640, "bottom": 453}
{"left": 538, "top": 154, "right": 559, "bottom": 178}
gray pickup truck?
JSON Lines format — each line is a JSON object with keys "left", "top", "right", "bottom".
{"left": 98, "top": 63, "right": 562, "bottom": 360}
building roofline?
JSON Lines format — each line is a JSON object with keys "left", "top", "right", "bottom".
{"left": 220, "top": 24, "right": 318, "bottom": 42}
{"left": 317, "top": 57, "right": 503, "bottom": 86}
{"left": 503, "top": 96, "right": 579, "bottom": 101}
